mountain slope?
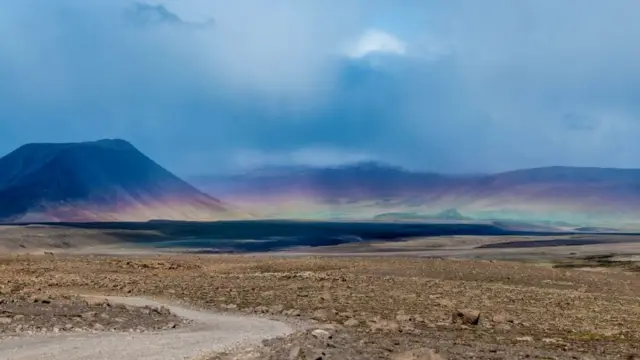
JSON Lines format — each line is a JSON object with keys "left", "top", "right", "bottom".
{"left": 193, "top": 163, "right": 444, "bottom": 200}
{"left": 0, "top": 139, "right": 245, "bottom": 222}
{"left": 191, "top": 163, "right": 640, "bottom": 226}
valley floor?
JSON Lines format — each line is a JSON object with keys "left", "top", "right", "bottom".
{"left": 1, "top": 252, "right": 640, "bottom": 359}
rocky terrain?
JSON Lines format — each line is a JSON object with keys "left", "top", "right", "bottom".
{"left": 1, "top": 254, "right": 639, "bottom": 359}
{"left": 0, "top": 293, "right": 185, "bottom": 337}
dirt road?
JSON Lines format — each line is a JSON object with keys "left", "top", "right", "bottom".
{"left": 0, "top": 296, "right": 295, "bottom": 360}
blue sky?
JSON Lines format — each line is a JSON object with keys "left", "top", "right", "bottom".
{"left": 1, "top": 1, "right": 640, "bottom": 175}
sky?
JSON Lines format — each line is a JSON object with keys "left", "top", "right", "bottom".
{"left": 1, "top": 0, "right": 640, "bottom": 175}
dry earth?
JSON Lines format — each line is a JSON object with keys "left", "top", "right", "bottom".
{"left": 0, "top": 293, "right": 293, "bottom": 360}
{"left": 278, "top": 235, "right": 640, "bottom": 261}
{"left": 0, "top": 225, "right": 148, "bottom": 254}
{"left": 0, "top": 294, "right": 185, "bottom": 335}
{"left": 6, "top": 224, "right": 640, "bottom": 262}
{"left": 1, "top": 254, "right": 640, "bottom": 359}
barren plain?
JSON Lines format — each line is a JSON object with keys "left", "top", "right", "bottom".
{"left": 1, "top": 224, "right": 640, "bottom": 359}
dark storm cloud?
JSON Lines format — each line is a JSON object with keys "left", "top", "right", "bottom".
{"left": 1, "top": 0, "right": 640, "bottom": 175}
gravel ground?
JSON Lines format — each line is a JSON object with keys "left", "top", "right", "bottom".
{"left": 0, "top": 296, "right": 294, "bottom": 360}
{"left": 0, "top": 295, "right": 185, "bottom": 335}
{"left": 2, "top": 255, "right": 640, "bottom": 359}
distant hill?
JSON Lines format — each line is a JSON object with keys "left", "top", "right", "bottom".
{"left": 0, "top": 139, "right": 245, "bottom": 222}
{"left": 373, "top": 209, "right": 473, "bottom": 222}
{"left": 191, "top": 163, "right": 640, "bottom": 226}
{"left": 192, "top": 162, "right": 444, "bottom": 201}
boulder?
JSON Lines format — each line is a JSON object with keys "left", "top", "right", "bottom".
{"left": 451, "top": 309, "right": 481, "bottom": 325}
{"left": 311, "top": 329, "right": 331, "bottom": 340}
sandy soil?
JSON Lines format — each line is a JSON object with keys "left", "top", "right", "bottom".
{"left": 0, "top": 296, "right": 294, "bottom": 360}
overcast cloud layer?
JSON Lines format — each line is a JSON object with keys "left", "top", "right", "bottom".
{"left": 1, "top": 0, "right": 640, "bottom": 175}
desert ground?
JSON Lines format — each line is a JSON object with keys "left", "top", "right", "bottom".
{"left": 1, "top": 224, "right": 640, "bottom": 359}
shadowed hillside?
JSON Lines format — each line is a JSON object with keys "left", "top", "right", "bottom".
{"left": 0, "top": 139, "right": 245, "bottom": 222}
{"left": 191, "top": 163, "right": 640, "bottom": 226}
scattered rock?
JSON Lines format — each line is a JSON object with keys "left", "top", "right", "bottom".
{"left": 84, "top": 297, "right": 110, "bottom": 307}
{"left": 516, "top": 336, "right": 534, "bottom": 342}
{"left": 31, "top": 295, "right": 52, "bottom": 304}
{"left": 598, "top": 329, "right": 621, "bottom": 337}
{"left": 491, "top": 314, "right": 515, "bottom": 324}
{"left": 0, "top": 296, "right": 184, "bottom": 335}
{"left": 155, "top": 306, "right": 172, "bottom": 316}
{"left": 312, "top": 309, "right": 335, "bottom": 322}
{"left": 370, "top": 319, "right": 401, "bottom": 332}
{"left": 319, "top": 292, "right": 333, "bottom": 301}
{"left": 3, "top": 253, "right": 640, "bottom": 360}
{"left": 436, "top": 299, "right": 454, "bottom": 308}
{"left": 311, "top": 329, "right": 332, "bottom": 340}
{"left": 269, "top": 304, "right": 284, "bottom": 314}
{"left": 344, "top": 318, "right": 360, "bottom": 327}
{"left": 288, "top": 346, "right": 301, "bottom": 360}
{"left": 122, "top": 304, "right": 137, "bottom": 312}
{"left": 81, "top": 311, "right": 97, "bottom": 320}
{"left": 392, "top": 347, "right": 446, "bottom": 360}
{"left": 307, "top": 348, "right": 327, "bottom": 359}
{"left": 283, "top": 309, "right": 301, "bottom": 317}
{"left": 451, "top": 309, "right": 481, "bottom": 325}
{"left": 228, "top": 350, "right": 263, "bottom": 360}
{"left": 316, "top": 323, "right": 339, "bottom": 331}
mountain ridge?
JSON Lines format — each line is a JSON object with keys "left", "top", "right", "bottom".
{"left": 190, "top": 162, "right": 640, "bottom": 226}
{"left": 0, "top": 139, "right": 245, "bottom": 222}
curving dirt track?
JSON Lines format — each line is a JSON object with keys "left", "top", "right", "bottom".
{"left": 0, "top": 296, "right": 295, "bottom": 360}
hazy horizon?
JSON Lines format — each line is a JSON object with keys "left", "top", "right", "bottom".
{"left": 2, "top": 1, "right": 640, "bottom": 175}
{"left": 6, "top": 138, "right": 640, "bottom": 178}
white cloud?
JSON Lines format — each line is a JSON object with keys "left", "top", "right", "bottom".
{"left": 232, "top": 147, "right": 376, "bottom": 169}
{"left": 346, "top": 29, "right": 406, "bottom": 58}
{"left": 155, "top": 0, "right": 373, "bottom": 101}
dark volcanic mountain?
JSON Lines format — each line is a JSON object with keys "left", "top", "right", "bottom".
{"left": 191, "top": 162, "right": 640, "bottom": 226}
{"left": 0, "top": 139, "right": 245, "bottom": 222}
